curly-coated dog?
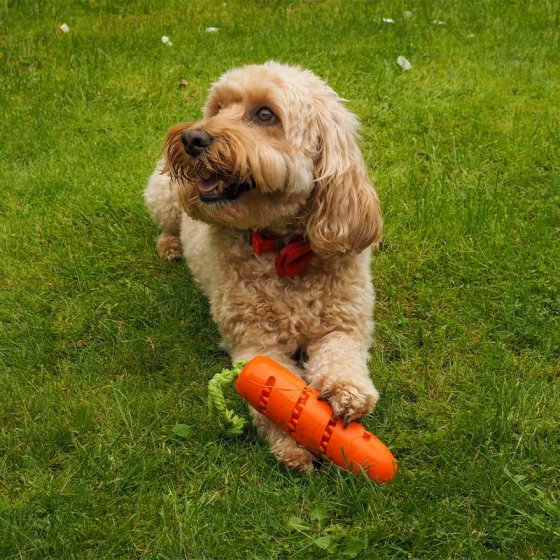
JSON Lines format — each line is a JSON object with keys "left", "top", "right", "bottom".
{"left": 144, "top": 61, "right": 383, "bottom": 473}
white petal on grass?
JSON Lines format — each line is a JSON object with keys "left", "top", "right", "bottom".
{"left": 206, "top": 27, "right": 219, "bottom": 32}
{"left": 60, "top": 23, "right": 69, "bottom": 33}
{"left": 397, "top": 56, "right": 412, "bottom": 71}
{"left": 433, "top": 20, "right": 447, "bottom": 25}
{"left": 161, "top": 35, "right": 172, "bottom": 46}
{"left": 383, "top": 18, "right": 395, "bottom": 23}
{"left": 467, "top": 33, "right": 475, "bottom": 38}
{"left": 404, "top": 11, "right": 413, "bottom": 18}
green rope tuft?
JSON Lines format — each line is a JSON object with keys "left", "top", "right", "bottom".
{"left": 207, "top": 362, "right": 247, "bottom": 436}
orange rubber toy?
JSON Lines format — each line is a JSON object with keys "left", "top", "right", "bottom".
{"left": 235, "top": 356, "right": 398, "bottom": 483}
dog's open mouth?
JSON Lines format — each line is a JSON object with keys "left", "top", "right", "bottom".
{"left": 197, "top": 170, "right": 253, "bottom": 203}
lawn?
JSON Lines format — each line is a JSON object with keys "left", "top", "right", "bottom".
{"left": 1, "top": 0, "right": 559, "bottom": 558}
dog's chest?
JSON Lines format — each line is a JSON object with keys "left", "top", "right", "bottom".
{"left": 209, "top": 237, "right": 373, "bottom": 342}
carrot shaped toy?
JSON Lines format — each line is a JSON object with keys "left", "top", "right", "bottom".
{"left": 207, "top": 355, "right": 397, "bottom": 483}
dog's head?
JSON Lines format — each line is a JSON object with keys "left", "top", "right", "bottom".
{"left": 164, "top": 62, "right": 382, "bottom": 255}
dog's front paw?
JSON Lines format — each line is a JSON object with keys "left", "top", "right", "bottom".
{"left": 156, "top": 233, "right": 183, "bottom": 261}
{"left": 319, "top": 378, "right": 379, "bottom": 426}
{"left": 271, "top": 438, "right": 315, "bottom": 474}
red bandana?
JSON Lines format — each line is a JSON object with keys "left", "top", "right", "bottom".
{"left": 250, "top": 231, "right": 314, "bottom": 278}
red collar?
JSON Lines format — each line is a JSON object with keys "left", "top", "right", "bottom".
{"left": 249, "top": 231, "right": 314, "bottom": 278}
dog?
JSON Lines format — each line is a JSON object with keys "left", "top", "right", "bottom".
{"left": 144, "top": 61, "right": 383, "bottom": 473}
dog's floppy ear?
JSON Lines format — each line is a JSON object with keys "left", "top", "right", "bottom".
{"left": 306, "top": 100, "right": 382, "bottom": 256}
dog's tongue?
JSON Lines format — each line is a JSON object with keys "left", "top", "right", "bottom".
{"left": 197, "top": 173, "right": 234, "bottom": 193}
{"left": 198, "top": 173, "right": 220, "bottom": 194}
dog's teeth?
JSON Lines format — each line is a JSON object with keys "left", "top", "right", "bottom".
{"left": 199, "top": 167, "right": 211, "bottom": 180}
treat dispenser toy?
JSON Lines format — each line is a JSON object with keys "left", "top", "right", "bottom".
{"left": 235, "top": 356, "right": 397, "bottom": 483}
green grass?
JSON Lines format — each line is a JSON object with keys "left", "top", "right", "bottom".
{"left": 1, "top": 0, "right": 559, "bottom": 558}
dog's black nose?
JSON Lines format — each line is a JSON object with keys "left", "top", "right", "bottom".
{"left": 181, "top": 129, "right": 213, "bottom": 157}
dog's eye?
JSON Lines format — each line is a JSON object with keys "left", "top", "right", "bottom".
{"left": 255, "top": 107, "right": 277, "bottom": 124}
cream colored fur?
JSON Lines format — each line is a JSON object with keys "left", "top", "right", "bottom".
{"left": 144, "top": 62, "right": 383, "bottom": 472}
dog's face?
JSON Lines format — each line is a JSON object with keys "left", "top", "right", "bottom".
{"left": 164, "top": 62, "right": 382, "bottom": 255}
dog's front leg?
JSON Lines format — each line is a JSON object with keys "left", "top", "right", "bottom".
{"left": 305, "top": 332, "right": 379, "bottom": 425}
{"left": 231, "top": 347, "right": 315, "bottom": 473}
{"left": 144, "top": 161, "right": 184, "bottom": 261}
